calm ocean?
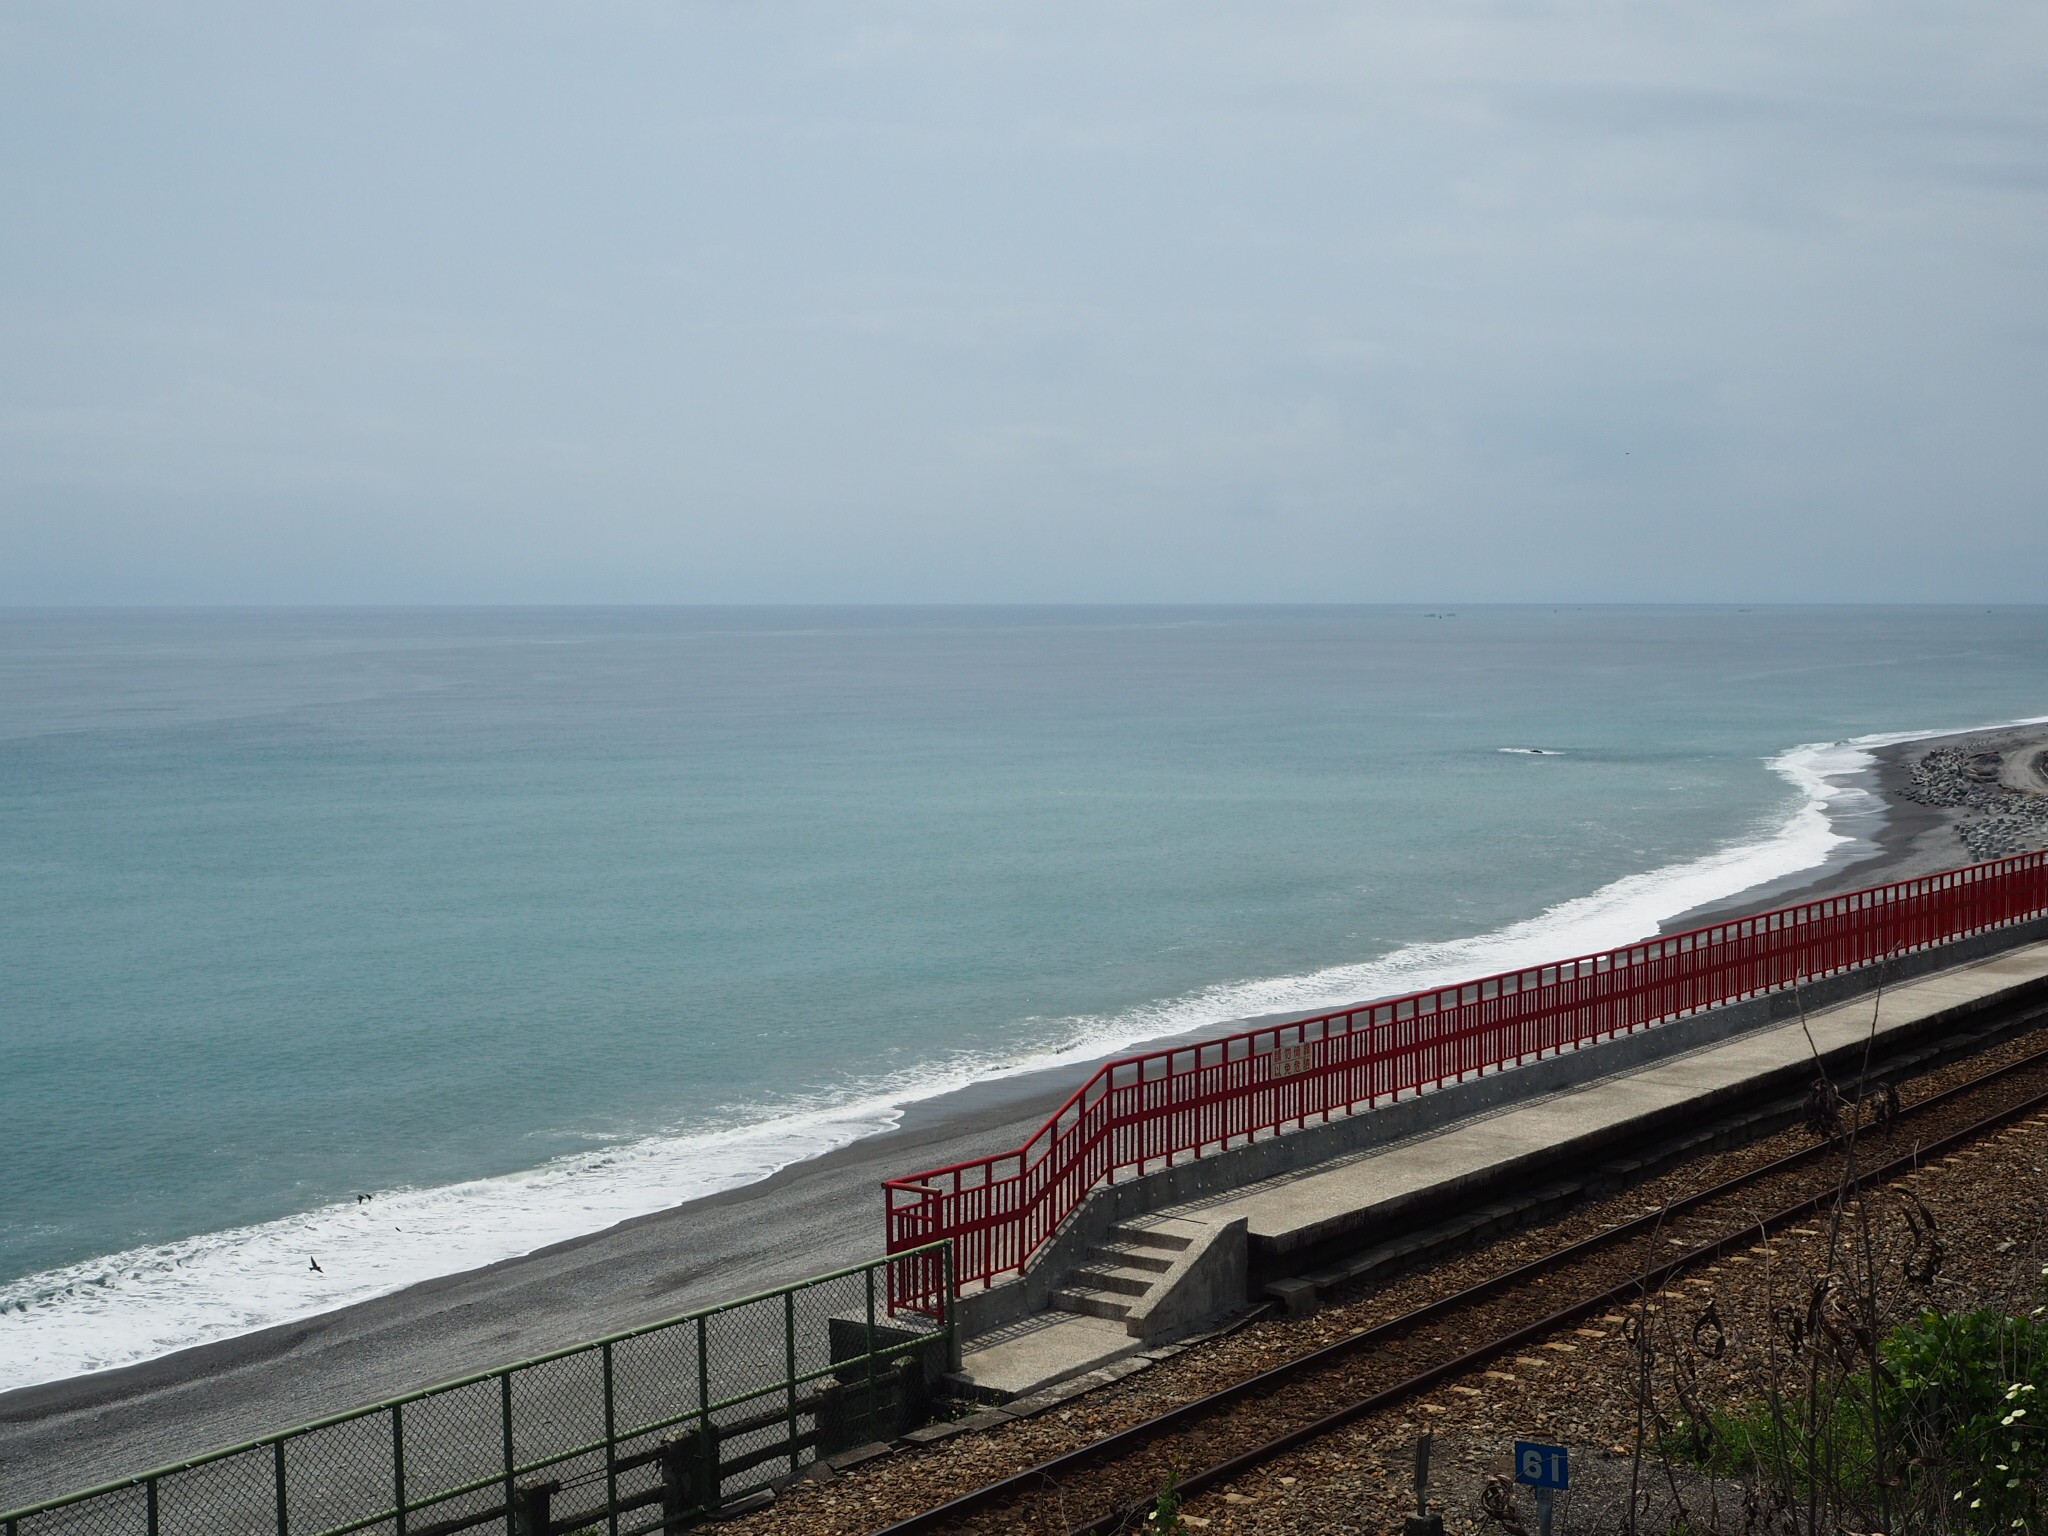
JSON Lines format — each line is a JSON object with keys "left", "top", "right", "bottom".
{"left": 4, "top": 605, "right": 2046, "bottom": 1388}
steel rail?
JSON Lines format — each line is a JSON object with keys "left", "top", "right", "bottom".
{"left": 874, "top": 1030, "right": 2048, "bottom": 1536}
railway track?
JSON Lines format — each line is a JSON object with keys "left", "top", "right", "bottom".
{"left": 874, "top": 1029, "right": 2048, "bottom": 1536}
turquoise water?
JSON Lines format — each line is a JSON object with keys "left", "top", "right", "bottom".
{"left": 3, "top": 604, "right": 2046, "bottom": 1385}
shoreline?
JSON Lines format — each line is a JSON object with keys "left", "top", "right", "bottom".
{"left": 7, "top": 718, "right": 2048, "bottom": 1509}
{"left": 1660, "top": 720, "right": 2048, "bottom": 932}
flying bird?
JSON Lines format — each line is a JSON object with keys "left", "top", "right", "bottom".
{"left": 309, "top": 1257, "right": 323, "bottom": 1273}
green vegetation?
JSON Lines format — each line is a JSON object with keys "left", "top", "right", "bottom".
{"left": 1146, "top": 1468, "right": 1189, "bottom": 1535}
{"left": 1673, "top": 1274, "right": 2047, "bottom": 1535}
{"left": 1888, "top": 1302, "right": 2045, "bottom": 1533}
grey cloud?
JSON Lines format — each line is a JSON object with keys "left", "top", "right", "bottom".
{"left": 1, "top": 1, "right": 2044, "bottom": 603}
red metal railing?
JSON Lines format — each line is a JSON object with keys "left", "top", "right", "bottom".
{"left": 884, "top": 850, "right": 2048, "bottom": 1313}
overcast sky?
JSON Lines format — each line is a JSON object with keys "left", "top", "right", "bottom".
{"left": 3, "top": 3, "right": 2044, "bottom": 604}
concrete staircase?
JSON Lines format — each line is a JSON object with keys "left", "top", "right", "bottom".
{"left": 1051, "top": 1225, "right": 1189, "bottom": 1324}
{"left": 947, "top": 1213, "right": 1252, "bottom": 1403}
{"left": 1049, "top": 1214, "right": 1248, "bottom": 1341}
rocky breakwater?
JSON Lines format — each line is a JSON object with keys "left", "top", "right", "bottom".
{"left": 1897, "top": 739, "right": 2048, "bottom": 861}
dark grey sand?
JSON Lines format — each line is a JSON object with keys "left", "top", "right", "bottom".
{"left": 5, "top": 723, "right": 2046, "bottom": 1510}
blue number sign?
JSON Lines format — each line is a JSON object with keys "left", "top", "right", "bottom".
{"left": 1514, "top": 1441, "right": 1569, "bottom": 1490}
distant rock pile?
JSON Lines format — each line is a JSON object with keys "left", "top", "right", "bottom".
{"left": 1898, "top": 745, "right": 2048, "bottom": 860}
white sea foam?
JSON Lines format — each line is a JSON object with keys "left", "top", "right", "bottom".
{"left": 0, "top": 1099, "right": 918, "bottom": 1393}
{"left": 3, "top": 717, "right": 2039, "bottom": 1393}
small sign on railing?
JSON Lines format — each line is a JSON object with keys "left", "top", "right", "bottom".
{"left": 1268, "top": 1042, "right": 1313, "bottom": 1079}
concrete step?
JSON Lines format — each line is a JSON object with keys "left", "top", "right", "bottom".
{"left": 1050, "top": 1219, "right": 1216, "bottom": 1327}
{"left": 1070, "top": 1264, "right": 1156, "bottom": 1297}
{"left": 1091, "top": 1241, "right": 1176, "bottom": 1274}
{"left": 1111, "top": 1223, "right": 1192, "bottom": 1254}
{"left": 1047, "top": 1214, "right": 1251, "bottom": 1342}
{"left": 1051, "top": 1285, "right": 1136, "bottom": 1321}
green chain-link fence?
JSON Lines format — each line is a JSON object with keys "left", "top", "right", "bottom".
{"left": 2, "top": 1244, "right": 953, "bottom": 1536}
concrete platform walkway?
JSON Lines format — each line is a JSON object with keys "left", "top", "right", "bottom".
{"left": 953, "top": 937, "right": 2048, "bottom": 1400}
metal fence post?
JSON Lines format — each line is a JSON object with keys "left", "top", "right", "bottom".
{"left": 865, "top": 1263, "right": 878, "bottom": 1442}
{"left": 658, "top": 1431, "right": 706, "bottom": 1530}
{"left": 511, "top": 1480, "right": 556, "bottom": 1536}
{"left": 273, "top": 1438, "right": 288, "bottom": 1536}
{"left": 145, "top": 1477, "right": 158, "bottom": 1536}
{"left": 784, "top": 1290, "right": 799, "bottom": 1478}
{"left": 500, "top": 1373, "right": 516, "bottom": 1536}
{"left": 391, "top": 1402, "right": 407, "bottom": 1536}
{"left": 944, "top": 1242, "right": 960, "bottom": 1373}
{"left": 696, "top": 1314, "right": 717, "bottom": 1511}
{"left": 603, "top": 1340, "right": 618, "bottom": 1536}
